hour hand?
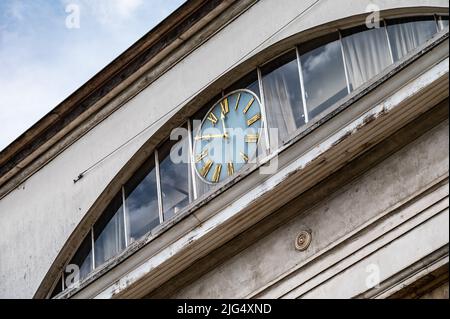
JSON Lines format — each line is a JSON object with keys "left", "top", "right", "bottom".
{"left": 194, "top": 134, "right": 224, "bottom": 141}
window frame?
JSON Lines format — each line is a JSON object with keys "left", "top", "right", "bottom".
{"left": 50, "top": 14, "right": 448, "bottom": 298}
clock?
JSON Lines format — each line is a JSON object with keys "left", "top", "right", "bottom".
{"left": 193, "top": 89, "right": 264, "bottom": 184}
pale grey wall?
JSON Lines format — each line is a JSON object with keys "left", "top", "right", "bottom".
{"left": 173, "top": 121, "right": 449, "bottom": 298}
{"left": 0, "top": 0, "right": 447, "bottom": 298}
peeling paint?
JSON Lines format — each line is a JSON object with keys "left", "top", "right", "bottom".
{"left": 86, "top": 58, "right": 448, "bottom": 299}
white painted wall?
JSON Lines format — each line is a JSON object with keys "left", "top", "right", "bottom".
{"left": 174, "top": 121, "right": 450, "bottom": 299}
{"left": 0, "top": 0, "right": 447, "bottom": 298}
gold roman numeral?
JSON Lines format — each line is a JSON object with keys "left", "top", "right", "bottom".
{"left": 227, "top": 162, "right": 234, "bottom": 176}
{"left": 247, "top": 113, "right": 261, "bottom": 126}
{"left": 200, "top": 160, "right": 213, "bottom": 177}
{"left": 207, "top": 112, "right": 218, "bottom": 125}
{"left": 245, "top": 134, "right": 259, "bottom": 143}
{"left": 212, "top": 164, "right": 222, "bottom": 183}
{"left": 195, "top": 149, "right": 208, "bottom": 163}
{"left": 221, "top": 98, "right": 229, "bottom": 114}
{"left": 234, "top": 93, "right": 241, "bottom": 110}
{"left": 240, "top": 152, "right": 249, "bottom": 163}
{"left": 243, "top": 97, "right": 255, "bottom": 114}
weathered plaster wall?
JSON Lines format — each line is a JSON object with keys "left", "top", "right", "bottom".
{"left": 420, "top": 282, "right": 449, "bottom": 299}
{"left": 0, "top": 0, "right": 447, "bottom": 298}
{"left": 173, "top": 120, "right": 449, "bottom": 298}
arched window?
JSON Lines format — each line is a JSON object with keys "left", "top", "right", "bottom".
{"left": 50, "top": 14, "right": 448, "bottom": 297}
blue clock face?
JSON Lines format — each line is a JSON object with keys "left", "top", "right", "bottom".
{"left": 193, "top": 89, "right": 263, "bottom": 184}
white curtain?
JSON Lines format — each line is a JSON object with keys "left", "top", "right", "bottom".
{"left": 70, "top": 237, "right": 92, "bottom": 281}
{"left": 94, "top": 206, "right": 125, "bottom": 266}
{"left": 342, "top": 28, "right": 392, "bottom": 90}
{"left": 439, "top": 17, "right": 449, "bottom": 30}
{"left": 264, "top": 74, "right": 298, "bottom": 140}
{"left": 125, "top": 164, "right": 160, "bottom": 242}
{"left": 262, "top": 60, "right": 303, "bottom": 146}
{"left": 387, "top": 20, "right": 437, "bottom": 61}
{"left": 78, "top": 251, "right": 92, "bottom": 280}
{"left": 159, "top": 139, "right": 190, "bottom": 220}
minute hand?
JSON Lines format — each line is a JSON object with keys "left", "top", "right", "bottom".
{"left": 220, "top": 112, "right": 228, "bottom": 138}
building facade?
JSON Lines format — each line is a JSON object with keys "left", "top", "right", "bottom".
{"left": 0, "top": 0, "right": 448, "bottom": 299}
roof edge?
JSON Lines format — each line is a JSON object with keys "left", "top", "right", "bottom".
{"left": 0, "top": 0, "right": 224, "bottom": 175}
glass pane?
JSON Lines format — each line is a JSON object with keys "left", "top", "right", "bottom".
{"left": 159, "top": 126, "right": 191, "bottom": 221}
{"left": 65, "top": 235, "right": 92, "bottom": 285}
{"left": 191, "top": 94, "right": 222, "bottom": 198}
{"left": 94, "top": 194, "right": 125, "bottom": 267}
{"left": 342, "top": 26, "right": 392, "bottom": 90}
{"left": 439, "top": 16, "right": 449, "bottom": 30}
{"left": 387, "top": 18, "right": 438, "bottom": 62}
{"left": 261, "top": 50, "right": 305, "bottom": 145}
{"left": 300, "top": 39, "right": 348, "bottom": 120}
{"left": 226, "top": 70, "right": 260, "bottom": 98}
{"left": 125, "top": 155, "right": 160, "bottom": 243}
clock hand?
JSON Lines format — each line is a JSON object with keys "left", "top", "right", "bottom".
{"left": 194, "top": 134, "right": 224, "bottom": 141}
{"left": 221, "top": 112, "right": 233, "bottom": 172}
{"left": 220, "top": 112, "right": 228, "bottom": 138}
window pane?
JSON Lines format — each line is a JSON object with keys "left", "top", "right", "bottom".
{"left": 65, "top": 235, "right": 92, "bottom": 284}
{"left": 125, "top": 155, "right": 160, "bottom": 243}
{"left": 159, "top": 126, "right": 191, "bottom": 221}
{"left": 387, "top": 18, "right": 438, "bottom": 62}
{"left": 94, "top": 194, "right": 125, "bottom": 267}
{"left": 300, "top": 40, "right": 348, "bottom": 119}
{"left": 342, "top": 26, "right": 392, "bottom": 90}
{"left": 261, "top": 50, "right": 305, "bottom": 145}
{"left": 439, "top": 16, "right": 449, "bottom": 30}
